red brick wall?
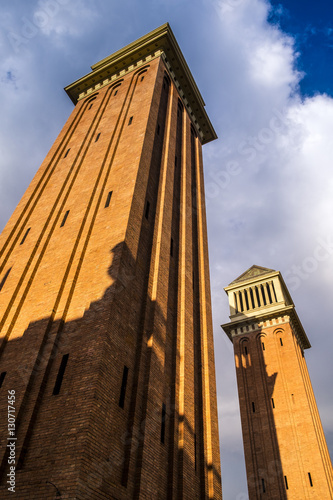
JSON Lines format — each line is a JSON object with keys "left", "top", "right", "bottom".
{"left": 0, "top": 55, "right": 222, "bottom": 499}
{"left": 233, "top": 319, "right": 333, "bottom": 499}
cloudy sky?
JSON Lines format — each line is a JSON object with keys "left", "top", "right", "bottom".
{"left": 1, "top": 0, "right": 332, "bottom": 498}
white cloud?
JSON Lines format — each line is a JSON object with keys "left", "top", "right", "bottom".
{"left": 204, "top": 0, "right": 333, "bottom": 493}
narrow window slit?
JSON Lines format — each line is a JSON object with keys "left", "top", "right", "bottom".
{"left": 308, "top": 472, "right": 313, "bottom": 487}
{"left": 60, "top": 210, "right": 70, "bottom": 228}
{"left": 161, "top": 403, "right": 166, "bottom": 443}
{"left": 88, "top": 103, "right": 93, "bottom": 110}
{"left": 239, "top": 292, "right": 244, "bottom": 312}
{"left": 267, "top": 283, "right": 273, "bottom": 303}
{"left": 114, "top": 89, "right": 118, "bottom": 96}
{"left": 244, "top": 346, "right": 248, "bottom": 355}
{"left": 140, "top": 76, "right": 144, "bottom": 82}
{"left": 255, "top": 287, "right": 261, "bottom": 306}
{"left": 53, "top": 354, "right": 69, "bottom": 395}
{"left": 284, "top": 475, "right": 289, "bottom": 490}
{"left": 271, "top": 398, "right": 275, "bottom": 408}
{"left": 0, "top": 268, "right": 12, "bottom": 292}
{"left": 280, "top": 338, "right": 283, "bottom": 346}
{"left": 0, "top": 372, "right": 7, "bottom": 389}
{"left": 252, "top": 402, "right": 255, "bottom": 413}
{"left": 261, "top": 284, "right": 267, "bottom": 305}
{"left": 105, "top": 191, "right": 113, "bottom": 208}
{"left": 128, "top": 116, "right": 133, "bottom": 125}
{"left": 249, "top": 288, "right": 255, "bottom": 308}
{"left": 262, "top": 478, "right": 266, "bottom": 493}
{"left": 20, "top": 228, "right": 31, "bottom": 245}
{"left": 95, "top": 132, "right": 101, "bottom": 142}
{"left": 145, "top": 201, "right": 150, "bottom": 220}
{"left": 64, "top": 148, "right": 70, "bottom": 158}
{"left": 262, "top": 342, "right": 265, "bottom": 351}
{"left": 119, "top": 366, "right": 128, "bottom": 409}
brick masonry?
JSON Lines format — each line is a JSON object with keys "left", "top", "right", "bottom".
{"left": 231, "top": 312, "right": 333, "bottom": 499}
{"left": 0, "top": 45, "right": 222, "bottom": 499}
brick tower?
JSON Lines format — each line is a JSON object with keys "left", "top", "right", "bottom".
{"left": 221, "top": 265, "right": 333, "bottom": 499}
{"left": 0, "top": 24, "right": 222, "bottom": 499}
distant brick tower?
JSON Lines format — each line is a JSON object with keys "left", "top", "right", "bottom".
{"left": 221, "top": 265, "right": 333, "bottom": 499}
{"left": 0, "top": 24, "right": 222, "bottom": 499}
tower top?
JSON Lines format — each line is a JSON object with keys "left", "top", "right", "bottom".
{"left": 221, "top": 265, "right": 311, "bottom": 350}
{"left": 228, "top": 264, "right": 276, "bottom": 285}
{"left": 64, "top": 23, "right": 217, "bottom": 144}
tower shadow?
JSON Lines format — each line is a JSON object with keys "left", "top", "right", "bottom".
{"left": 235, "top": 330, "right": 288, "bottom": 500}
{"left": 0, "top": 236, "right": 221, "bottom": 499}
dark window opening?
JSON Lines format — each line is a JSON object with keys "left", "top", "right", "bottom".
{"left": 105, "top": 191, "right": 113, "bottom": 208}
{"left": 128, "top": 116, "right": 133, "bottom": 125}
{"left": 271, "top": 282, "right": 278, "bottom": 301}
{"left": 252, "top": 402, "right": 255, "bottom": 413}
{"left": 140, "top": 76, "right": 144, "bottom": 82}
{"left": 267, "top": 283, "right": 273, "bottom": 303}
{"left": 60, "top": 210, "right": 70, "bottom": 228}
{"left": 170, "top": 238, "right": 174, "bottom": 257}
{"left": 64, "top": 148, "right": 70, "bottom": 158}
{"left": 244, "top": 346, "right": 248, "bottom": 355}
{"left": 95, "top": 132, "right": 101, "bottom": 142}
{"left": 157, "top": 124, "right": 160, "bottom": 135}
{"left": 261, "top": 284, "right": 267, "bottom": 305}
{"left": 145, "top": 201, "right": 150, "bottom": 220}
{"left": 0, "top": 372, "right": 6, "bottom": 389}
{"left": 262, "top": 478, "right": 266, "bottom": 493}
{"left": 0, "top": 268, "right": 12, "bottom": 292}
{"left": 244, "top": 289, "right": 249, "bottom": 310}
{"left": 249, "top": 288, "right": 255, "bottom": 308}
{"left": 239, "top": 292, "right": 244, "bottom": 312}
{"left": 262, "top": 342, "right": 265, "bottom": 351}
{"left": 255, "top": 287, "right": 261, "bottom": 306}
{"left": 20, "top": 227, "right": 31, "bottom": 245}
{"left": 114, "top": 89, "right": 118, "bottom": 96}
{"left": 161, "top": 403, "right": 166, "bottom": 443}
{"left": 272, "top": 398, "right": 275, "bottom": 408}
{"left": 88, "top": 103, "right": 94, "bottom": 110}
{"left": 308, "top": 472, "right": 313, "bottom": 487}
{"left": 284, "top": 476, "right": 289, "bottom": 490}
{"left": 119, "top": 366, "right": 129, "bottom": 409}
{"left": 280, "top": 338, "right": 283, "bottom": 346}
{"left": 53, "top": 354, "right": 69, "bottom": 395}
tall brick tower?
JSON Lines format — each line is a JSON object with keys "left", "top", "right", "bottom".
{"left": 221, "top": 265, "right": 333, "bottom": 500}
{"left": 0, "top": 24, "right": 222, "bottom": 499}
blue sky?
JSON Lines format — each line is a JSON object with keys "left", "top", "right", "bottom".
{"left": 269, "top": 0, "right": 333, "bottom": 96}
{"left": 0, "top": 1, "right": 332, "bottom": 498}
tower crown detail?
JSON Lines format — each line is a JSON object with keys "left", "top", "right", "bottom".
{"left": 221, "top": 265, "right": 311, "bottom": 349}
{"left": 64, "top": 23, "right": 217, "bottom": 144}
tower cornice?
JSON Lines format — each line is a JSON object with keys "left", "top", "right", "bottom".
{"left": 64, "top": 23, "right": 217, "bottom": 144}
{"left": 221, "top": 304, "right": 311, "bottom": 350}
{"left": 221, "top": 265, "right": 311, "bottom": 350}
